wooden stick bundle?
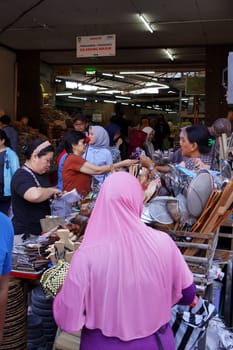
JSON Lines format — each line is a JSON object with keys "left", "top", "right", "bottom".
{"left": 183, "top": 178, "right": 233, "bottom": 256}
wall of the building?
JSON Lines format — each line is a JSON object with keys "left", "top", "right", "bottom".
{"left": 16, "top": 51, "right": 41, "bottom": 128}
{"left": 0, "top": 47, "right": 16, "bottom": 118}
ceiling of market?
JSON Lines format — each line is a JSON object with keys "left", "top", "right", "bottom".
{"left": 0, "top": 0, "right": 233, "bottom": 112}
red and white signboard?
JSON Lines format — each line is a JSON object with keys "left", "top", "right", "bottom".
{"left": 76, "top": 34, "right": 116, "bottom": 58}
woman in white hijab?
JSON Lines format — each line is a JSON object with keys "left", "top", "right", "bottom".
{"left": 142, "top": 126, "right": 155, "bottom": 159}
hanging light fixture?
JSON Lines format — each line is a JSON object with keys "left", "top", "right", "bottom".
{"left": 119, "top": 70, "right": 155, "bottom": 75}
{"left": 138, "top": 14, "right": 154, "bottom": 33}
{"left": 164, "top": 49, "right": 174, "bottom": 61}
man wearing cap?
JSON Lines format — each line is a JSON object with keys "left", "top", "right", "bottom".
{"left": 0, "top": 212, "right": 14, "bottom": 344}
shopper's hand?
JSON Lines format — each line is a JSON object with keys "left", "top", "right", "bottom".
{"left": 121, "top": 159, "right": 139, "bottom": 167}
{"left": 51, "top": 188, "right": 62, "bottom": 199}
{"left": 140, "top": 155, "right": 154, "bottom": 168}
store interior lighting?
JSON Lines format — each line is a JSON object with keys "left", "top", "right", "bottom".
{"left": 102, "top": 73, "right": 113, "bottom": 77}
{"left": 56, "top": 92, "right": 72, "bottom": 96}
{"left": 65, "top": 81, "right": 78, "bottom": 89}
{"left": 138, "top": 14, "right": 155, "bottom": 34}
{"left": 78, "top": 84, "right": 98, "bottom": 91}
{"left": 131, "top": 87, "right": 159, "bottom": 94}
{"left": 102, "top": 73, "right": 125, "bottom": 79}
{"left": 103, "top": 99, "right": 117, "bottom": 104}
{"left": 114, "top": 74, "right": 125, "bottom": 79}
{"left": 68, "top": 96, "right": 87, "bottom": 101}
{"left": 115, "top": 95, "right": 131, "bottom": 100}
{"left": 164, "top": 49, "right": 174, "bottom": 61}
{"left": 144, "top": 82, "right": 169, "bottom": 89}
{"left": 97, "top": 89, "right": 122, "bottom": 94}
{"left": 119, "top": 71, "right": 155, "bottom": 75}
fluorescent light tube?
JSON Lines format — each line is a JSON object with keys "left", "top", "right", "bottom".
{"left": 119, "top": 71, "right": 155, "bottom": 75}
{"left": 138, "top": 14, "right": 154, "bottom": 33}
{"left": 164, "top": 49, "right": 174, "bottom": 61}
{"left": 56, "top": 92, "right": 72, "bottom": 96}
{"left": 130, "top": 87, "right": 159, "bottom": 94}
{"left": 68, "top": 96, "right": 87, "bottom": 101}
{"left": 65, "top": 81, "right": 78, "bottom": 89}
{"left": 114, "top": 74, "right": 125, "bottom": 79}
{"left": 78, "top": 84, "right": 98, "bottom": 91}
{"left": 103, "top": 100, "right": 117, "bottom": 104}
{"left": 115, "top": 95, "right": 131, "bottom": 100}
{"left": 102, "top": 73, "right": 113, "bottom": 77}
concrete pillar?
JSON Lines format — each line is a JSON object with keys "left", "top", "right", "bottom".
{"left": 16, "top": 50, "right": 42, "bottom": 129}
{"left": 205, "top": 45, "right": 233, "bottom": 125}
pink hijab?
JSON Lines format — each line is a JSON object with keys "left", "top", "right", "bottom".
{"left": 53, "top": 172, "right": 193, "bottom": 340}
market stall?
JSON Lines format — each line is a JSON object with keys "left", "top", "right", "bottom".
{"left": 8, "top": 157, "right": 233, "bottom": 350}
{"left": 7, "top": 205, "right": 89, "bottom": 350}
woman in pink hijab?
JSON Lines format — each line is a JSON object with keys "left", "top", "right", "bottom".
{"left": 53, "top": 172, "right": 195, "bottom": 349}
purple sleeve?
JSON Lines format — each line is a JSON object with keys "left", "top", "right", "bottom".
{"left": 178, "top": 282, "right": 196, "bottom": 305}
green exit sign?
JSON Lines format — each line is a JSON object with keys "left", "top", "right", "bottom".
{"left": 84, "top": 68, "right": 97, "bottom": 76}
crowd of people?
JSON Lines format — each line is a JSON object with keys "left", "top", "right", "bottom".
{"left": 0, "top": 108, "right": 231, "bottom": 348}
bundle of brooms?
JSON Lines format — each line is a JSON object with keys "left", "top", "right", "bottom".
{"left": 184, "top": 178, "right": 233, "bottom": 257}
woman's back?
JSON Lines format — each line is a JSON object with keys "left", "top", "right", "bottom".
{"left": 53, "top": 172, "right": 194, "bottom": 346}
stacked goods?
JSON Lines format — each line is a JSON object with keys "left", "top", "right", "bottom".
{"left": 12, "top": 120, "right": 47, "bottom": 164}
{"left": 39, "top": 105, "right": 70, "bottom": 138}
{"left": 12, "top": 106, "right": 70, "bottom": 163}
{"left": 0, "top": 279, "right": 27, "bottom": 350}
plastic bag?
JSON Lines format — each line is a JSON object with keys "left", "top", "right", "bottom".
{"left": 50, "top": 189, "right": 80, "bottom": 217}
{"left": 50, "top": 197, "right": 73, "bottom": 217}
{"left": 206, "top": 316, "right": 233, "bottom": 350}
{"left": 170, "top": 296, "right": 217, "bottom": 350}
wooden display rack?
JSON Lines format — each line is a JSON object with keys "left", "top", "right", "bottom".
{"left": 165, "top": 178, "right": 233, "bottom": 294}
{"left": 168, "top": 229, "right": 219, "bottom": 294}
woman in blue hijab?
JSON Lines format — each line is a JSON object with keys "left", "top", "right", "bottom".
{"left": 85, "top": 125, "right": 113, "bottom": 191}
